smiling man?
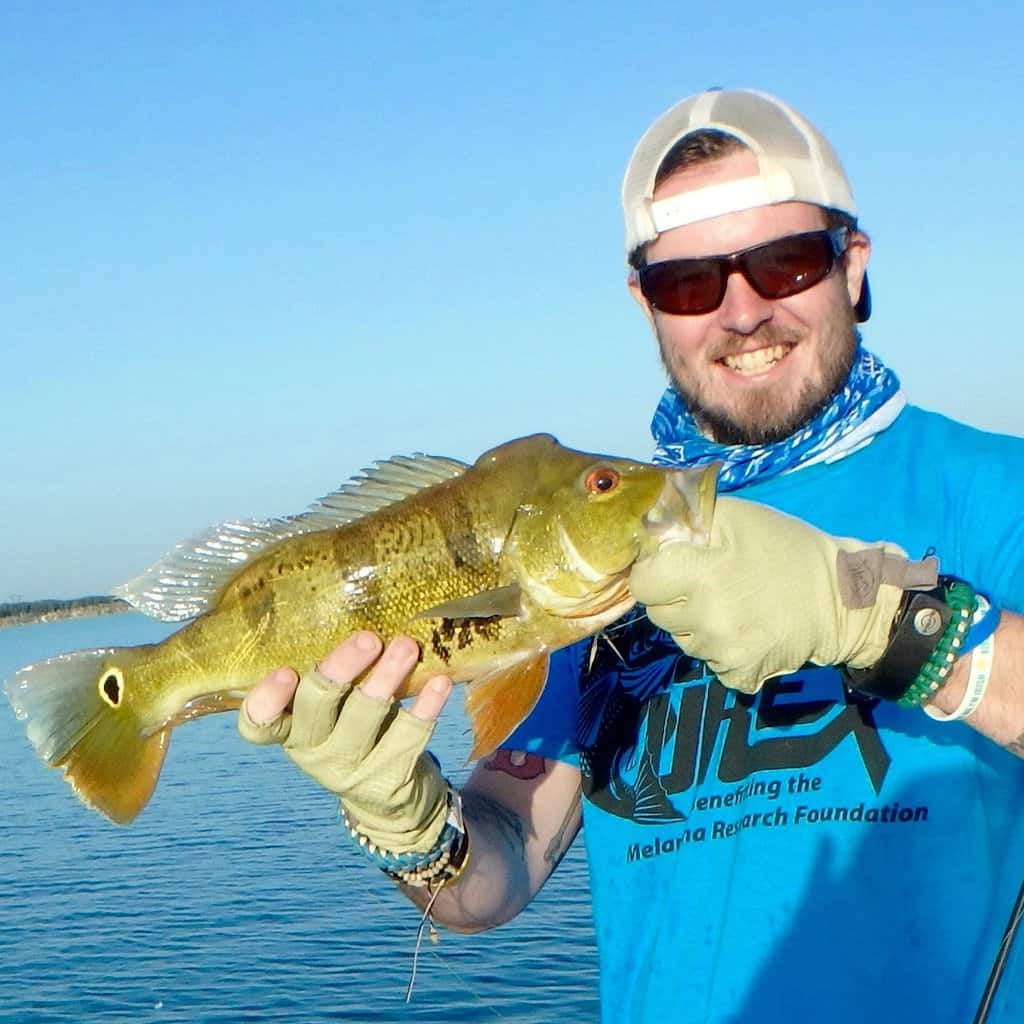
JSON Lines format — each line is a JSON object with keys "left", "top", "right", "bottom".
{"left": 628, "top": 137, "right": 868, "bottom": 445}
{"left": 241, "top": 90, "right": 1024, "bottom": 1023}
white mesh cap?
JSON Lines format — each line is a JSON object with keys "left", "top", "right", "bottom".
{"left": 622, "top": 88, "right": 858, "bottom": 255}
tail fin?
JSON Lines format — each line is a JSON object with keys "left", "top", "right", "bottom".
{"left": 5, "top": 647, "right": 170, "bottom": 824}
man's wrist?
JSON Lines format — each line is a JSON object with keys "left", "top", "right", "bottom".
{"left": 844, "top": 578, "right": 977, "bottom": 705}
{"left": 341, "top": 786, "right": 470, "bottom": 888}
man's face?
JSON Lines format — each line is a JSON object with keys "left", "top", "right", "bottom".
{"left": 629, "top": 150, "right": 871, "bottom": 445}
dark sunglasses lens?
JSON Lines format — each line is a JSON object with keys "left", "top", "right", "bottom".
{"left": 640, "top": 260, "right": 724, "bottom": 315}
{"left": 745, "top": 233, "right": 835, "bottom": 299}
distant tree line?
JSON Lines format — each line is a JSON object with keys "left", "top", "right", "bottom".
{"left": 0, "top": 596, "right": 131, "bottom": 628}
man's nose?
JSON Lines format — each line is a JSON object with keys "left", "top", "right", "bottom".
{"left": 715, "top": 270, "right": 775, "bottom": 334}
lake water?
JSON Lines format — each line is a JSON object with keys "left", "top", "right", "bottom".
{"left": 0, "top": 615, "right": 599, "bottom": 1023}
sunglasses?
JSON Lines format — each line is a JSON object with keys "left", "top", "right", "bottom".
{"left": 637, "top": 227, "right": 850, "bottom": 316}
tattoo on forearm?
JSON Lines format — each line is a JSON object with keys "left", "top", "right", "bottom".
{"left": 463, "top": 790, "right": 526, "bottom": 856}
{"left": 484, "top": 749, "right": 546, "bottom": 780}
{"left": 544, "top": 785, "right": 582, "bottom": 869}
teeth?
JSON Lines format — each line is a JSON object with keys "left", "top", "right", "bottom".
{"left": 722, "top": 344, "right": 790, "bottom": 374}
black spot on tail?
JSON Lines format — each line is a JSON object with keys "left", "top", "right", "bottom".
{"left": 102, "top": 674, "right": 122, "bottom": 706}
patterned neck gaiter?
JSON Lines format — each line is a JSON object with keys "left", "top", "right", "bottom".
{"left": 650, "top": 345, "right": 905, "bottom": 491}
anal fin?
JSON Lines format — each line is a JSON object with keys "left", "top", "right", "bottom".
{"left": 464, "top": 654, "right": 549, "bottom": 762}
{"left": 59, "top": 720, "right": 170, "bottom": 825}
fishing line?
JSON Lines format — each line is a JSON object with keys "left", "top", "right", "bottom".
{"left": 405, "top": 886, "right": 443, "bottom": 1002}
{"left": 972, "top": 873, "right": 1024, "bottom": 1024}
{"left": 686, "top": 667, "right": 714, "bottom": 816}
{"left": 600, "top": 631, "right": 626, "bottom": 665}
{"left": 403, "top": 889, "right": 510, "bottom": 1019}
{"left": 422, "top": 942, "right": 512, "bottom": 1020}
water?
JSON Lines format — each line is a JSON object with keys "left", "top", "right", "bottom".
{"left": 0, "top": 615, "right": 599, "bottom": 1023}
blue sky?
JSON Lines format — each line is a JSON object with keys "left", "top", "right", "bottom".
{"left": 4, "top": 2, "right": 1022, "bottom": 600}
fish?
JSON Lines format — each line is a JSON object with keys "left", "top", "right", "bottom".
{"left": 5, "top": 433, "right": 717, "bottom": 825}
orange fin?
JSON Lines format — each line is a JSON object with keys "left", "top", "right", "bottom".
{"left": 464, "top": 654, "right": 549, "bottom": 761}
{"left": 6, "top": 646, "right": 170, "bottom": 824}
{"left": 58, "top": 719, "right": 170, "bottom": 825}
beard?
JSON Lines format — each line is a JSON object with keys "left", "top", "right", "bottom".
{"left": 656, "top": 305, "right": 859, "bottom": 446}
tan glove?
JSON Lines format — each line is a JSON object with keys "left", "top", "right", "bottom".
{"left": 239, "top": 668, "right": 450, "bottom": 854}
{"left": 629, "top": 496, "right": 936, "bottom": 693}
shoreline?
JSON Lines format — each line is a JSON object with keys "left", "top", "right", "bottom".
{"left": 0, "top": 596, "right": 133, "bottom": 628}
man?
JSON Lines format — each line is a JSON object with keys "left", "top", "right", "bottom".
{"left": 241, "top": 90, "right": 1024, "bottom": 1021}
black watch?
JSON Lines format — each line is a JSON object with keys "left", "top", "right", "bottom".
{"left": 843, "top": 583, "right": 955, "bottom": 702}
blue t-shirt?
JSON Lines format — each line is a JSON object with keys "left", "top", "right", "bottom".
{"left": 507, "top": 405, "right": 1024, "bottom": 1023}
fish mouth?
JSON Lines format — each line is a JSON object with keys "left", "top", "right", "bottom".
{"left": 642, "top": 463, "right": 719, "bottom": 549}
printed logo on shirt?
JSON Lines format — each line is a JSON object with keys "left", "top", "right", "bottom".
{"left": 578, "top": 610, "right": 891, "bottom": 823}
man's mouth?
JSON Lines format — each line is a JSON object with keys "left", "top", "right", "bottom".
{"left": 719, "top": 343, "right": 794, "bottom": 376}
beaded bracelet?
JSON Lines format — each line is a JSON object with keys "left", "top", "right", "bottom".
{"left": 341, "top": 788, "right": 470, "bottom": 889}
{"left": 924, "top": 596, "right": 996, "bottom": 721}
{"left": 896, "top": 579, "right": 978, "bottom": 707}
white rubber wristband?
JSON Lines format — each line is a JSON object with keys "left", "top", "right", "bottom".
{"left": 925, "top": 598, "right": 996, "bottom": 722}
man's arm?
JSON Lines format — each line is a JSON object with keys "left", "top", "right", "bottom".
{"left": 401, "top": 752, "right": 582, "bottom": 932}
{"left": 240, "top": 632, "right": 582, "bottom": 933}
{"left": 630, "top": 496, "right": 1024, "bottom": 755}
{"left": 926, "top": 610, "right": 1024, "bottom": 755}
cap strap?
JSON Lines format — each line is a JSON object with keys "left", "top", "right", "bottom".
{"left": 650, "top": 168, "right": 798, "bottom": 233}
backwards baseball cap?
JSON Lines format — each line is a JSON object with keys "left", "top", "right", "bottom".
{"left": 622, "top": 88, "right": 870, "bottom": 321}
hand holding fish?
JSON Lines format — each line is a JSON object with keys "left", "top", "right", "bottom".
{"left": 630, "top": 497, "right": 936, "bottom": 693}
{"left": 240, "top": 632, "right": 456, "bottom": 855}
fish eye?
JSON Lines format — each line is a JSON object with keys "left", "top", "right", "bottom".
{"left": 584, "top": 468, "right": 620, "bottom": 495}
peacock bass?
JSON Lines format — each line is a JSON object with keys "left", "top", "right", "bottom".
{"left": 6, "top": 434, "right": 717, "bottom": 824}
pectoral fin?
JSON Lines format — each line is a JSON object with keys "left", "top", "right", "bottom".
{"left": 414, "top": 584, "right": 523, "bottom": 621}
{"left": 464, "top": 654, "right": 549, "bottom": 761}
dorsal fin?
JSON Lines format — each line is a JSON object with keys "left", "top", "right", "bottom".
{"left": 296, "top": 454, "right": 469, "bottom": 532}
{"left": 111, "top": 517, "right": 311, "bottom": 622}
{"left": 113, "top": 452, "right": 469, "bottom": 622}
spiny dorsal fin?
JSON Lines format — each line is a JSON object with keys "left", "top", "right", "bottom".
{"left": 297, "top": 454, "right": 469, "bottom": 532}
{"left": 114, "top": 452, "right": 470, "bottom": 622}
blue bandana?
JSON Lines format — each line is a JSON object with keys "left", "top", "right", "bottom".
{"left": 651, "top": 346, "right": 905, "bottom": 491}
